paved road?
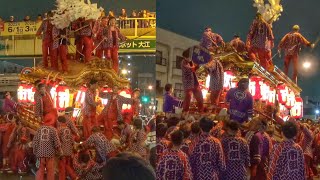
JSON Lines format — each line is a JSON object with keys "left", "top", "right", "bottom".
{"left": 0, "top": 174, "right": 34, "bottom": 179}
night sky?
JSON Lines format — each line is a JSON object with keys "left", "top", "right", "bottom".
{"left": 0, "top": 0, "right": 155, "bottom": 21}
{"left": 157, "top": 0, "right": 320, "bottom": 97}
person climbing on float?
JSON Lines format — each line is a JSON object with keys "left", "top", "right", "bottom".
{"left": 181, "top": 49, "right": 204, "bottom": 114}
{"left": 200, "top": 27, "right": 225, "bottom": 52}
{"left": 98, "top": 85, "right": 134, "bottom": 140}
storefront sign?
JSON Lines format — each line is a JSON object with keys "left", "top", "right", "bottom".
{"left": 119, "top": 39, "right": 155, "bottom": 50}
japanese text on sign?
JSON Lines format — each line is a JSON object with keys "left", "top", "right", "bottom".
{"left": 1, "top": 22, "right": 41, "bottom": 36}
{"left": 119, "top": 40, "right": 155, "bottom": 49}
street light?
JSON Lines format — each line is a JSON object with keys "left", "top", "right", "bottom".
{"left": 316, "top": 109, "right": 319, "bottom": 114}
{"left": 148, "top": 85, "right": 153, "bottom": 90}
{"left": 121, "top": 69, "right": 128, "bottom": 75}
{"left": 303, "top": 61, "right": 311, "bottom": 69}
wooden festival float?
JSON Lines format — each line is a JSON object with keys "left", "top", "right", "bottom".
{"left": 190, "top": 44, "right": 303, "bottom": 123}
{"left": 16, "top": 58, "right": 133, "bottom": 134}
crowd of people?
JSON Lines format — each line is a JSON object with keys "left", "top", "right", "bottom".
{"left": 0, "top": 8, "right": 155, "bottom": 26}
{"left": 156, "top": 111, "right": 320, "bottom": 180}
{"left": 0, "top": 79, "right": 156, "bottom": 180}
{"left": 157, "top": 12, "right": 320, "bottom": 180}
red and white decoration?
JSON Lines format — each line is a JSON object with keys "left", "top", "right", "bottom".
{"left": 100, "top": 86, "right": 112, "bottom": 105}
{"left": 290, "top": 97, "right": 303, "bottom": 119}
{"left": 75, "top": 85, "right": 87, "bottom": 104}
{"left": 223, "top": 71, "right": 236, "bottom": 90}
{"left": 119, "top": 89, "right": 132, "bottom": 113}
{"left": 55, "top": 82, "right": 70, "bottom": 111}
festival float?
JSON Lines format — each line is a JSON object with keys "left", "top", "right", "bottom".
{"left": 13, "top": 0, "right": 136, "bottom": 134}
{"left": 17, "top": 58, "right": 132, "bottom": 133}
{"left": 185, "top": 0, "right": 304, "bottom": 125}
{"left": 193, "top": 44, "right": 303, "bottom": 122}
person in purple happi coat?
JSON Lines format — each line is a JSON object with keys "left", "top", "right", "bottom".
{"left": 221, "top": 120, "right": 250, "bottom": 180}
{"left": 157, "top": 130, "right": 193, "bottom": 180}
{"left": 163, "top": 84, "right": 183, "bottom": 115}
{"left": 267, "top": 121, "right": 305, "bottom": 180}
{"left": 189, "top": 117, "right": 226, "bottom": 180}
{"left": 226, "top": 78, "right": 253, "bottom": 124}
{"left": 181, "top": 49, "right": 203, "bottom": 113}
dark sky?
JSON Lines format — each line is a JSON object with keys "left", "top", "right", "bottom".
{"left": 157, "top": 0, "right": 320, "bottom": 97}
{"left": 0, "top": 0, "right": 155, "bottom": 21}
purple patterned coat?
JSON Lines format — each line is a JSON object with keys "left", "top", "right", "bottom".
{"left": 207, "top": 59, "right": 224, "bottom": 91}
{"left": 221, "top": 135, "right": 250, "bottom": 180}
{"left": 267, "top": 140, "right": 305, "bottom": 180}
{"left": 181, "top": 59, "right": 199, "bottom": 90}
{"left": 226, "top": 88, "right": 253, "bottom": 123}
{"left": 189, "top": 133, "right": 226, "bottom": 180}
{"left": 156, "top": 149, "right": 193, "bottom": 180}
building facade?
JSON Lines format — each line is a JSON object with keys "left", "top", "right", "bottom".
{"left": 156, "top": 28, "right": 199, "bottom": 111}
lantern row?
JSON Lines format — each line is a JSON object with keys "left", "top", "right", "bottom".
{"left": 17, "top": 82, "right": 132, "bottom": 112}
{"left": 202, "top": 71, "right": 303, "bottom": 118}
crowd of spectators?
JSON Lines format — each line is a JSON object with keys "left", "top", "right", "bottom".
{"left": 0, "top": 9, "right": 156, "bottom": 28}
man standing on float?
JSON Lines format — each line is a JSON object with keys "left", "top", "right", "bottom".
{"left": 278, "top": 25, "right": 315, "bottom": 84}
{"left": 106, "top": 17, "right": 127, "bottom": 73}
{"left": 247, "top": 13, "right": 274, "bottom": 70}
{"left": 79, "top": 18, "right": 94, "bottom": 63}
{"left": 36, "top": 11, "right": 53, "bottom": 68}
{"left": 93, "top": 16, "right": 109, "bottom": 59}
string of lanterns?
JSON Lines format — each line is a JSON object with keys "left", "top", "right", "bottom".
{"left": 203, "top": 71, "right": 303, "bottom": 119}
{"left": 17, "top": 81, "right": 133, "bottom": 115}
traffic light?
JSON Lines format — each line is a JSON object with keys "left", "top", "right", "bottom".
{"left": 141, "top": 95, "right": 150, "bottom": 104}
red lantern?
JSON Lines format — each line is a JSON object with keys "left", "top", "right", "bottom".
{"left": 260, "top": 82, "right": 270, "bottom": 101}
{"left": 285, "top": 90, "right": 295, "bottom": 109}
{"left": 75, "top": 85, "right": 87, "bottom": 104}
{"left": 291, "top": 97, "right": 303, "bottom": 118}
{"left": 17, "top": 83, "right": 28, "bottom": 103}
{"left": 267, "top": 87, "right": 276, "bottom": 105}
{"left": 277, "top": 84, "right": 289, "bottom": 105}
{"left": 101, "top": 86, "right": 113, "bottom": 105}
{"left": 50, "top": 83, "right": 58, "bottom": 108}
{"left": 29, "top": 86, "right": 37, "bottom": 104}
{"left": 56, "top": 82, "right": 70, "bottom": 111}
{"left": 119, "top": 89, "right": 132, "bottom": 113}
{"left": 223, "top": 71, "right": 236, "bottom": 90}
{"left": 249, "top": 76, "right": 262, "bottom": 100}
